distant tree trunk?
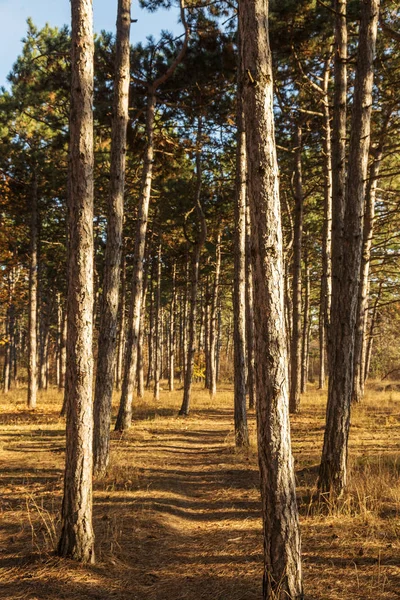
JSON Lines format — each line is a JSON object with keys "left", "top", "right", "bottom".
{"left": 203, "top": 270, "right": 211, "bottom": 389}
{"left": 239, "top": 1, "right": 303, "bottom": 598}
{"left": 290, "top": 123, "right": 304, "bottom": 414}
{"left": 319, "top": 54, "right": 333, "bottom": 389}
{"left": 179, "top": 119, "right": 207, "bottom": 416}
{"left": 352, "top": 108, "right": 391, "bottom": 403}
{"left": 116, "top": 254, "right": 126, "bottom": 391}
{"left": 153, "top": 244, "right": 162, "bottom": 401}
{"left": 364, "top": 282, "right": 382, "bottom": 383}
{"left": 209, "top": 232, "right": 221, "bottom": 398}
{"left": 57, "top": 0, "right": 95, "bottom": 563}
{"left": 245, "top": 203, "right": 256, "bottom": 409}
{"left": 60, "top": 306, "right": 67, "bottom": 389}
{"left": 146, "top": 256, "right": 155, "bottom": 389}
{"left": 28, "top": 172, "right": 38, "bottom": 409}
{"left": 318, "top": 0, "right": 380, "bottom": 497}
{"left": 169, "top": 260, "right": 177, "bottom": 391}
{"left": 115, "top": 91, "right": 155, "bottom": 430}
{"left": 93, "top": 0, "right": 131, "bottom": 468}
{"left": 301, "top": 248, "right": 310, "bottom": 394}
{"left": 233, "top": 89, "right": 249, "bottom": 445}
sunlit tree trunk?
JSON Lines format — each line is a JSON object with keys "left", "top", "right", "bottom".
{"left": 28, "top": 172, "right": 38, "bottom": 409}
{"left": 239, "top": 1, "right": 303, "bottom": 597}
{"left": 319, "top": 0, "right": 380, "bottom": 497}
{"left": 209, "top": 231, "right": 221, "bottom": 398}
{"left": 290, "top": 123, "right": 303, "bottom": 414}
{"left": 233, "top": 85, "right": 249, "bottom": 445}
{"left": 57, "top": 0, "right": 95, "bottom": 563}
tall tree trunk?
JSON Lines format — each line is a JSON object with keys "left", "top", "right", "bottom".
{"left": 233, "top": 88, "right": 249, "bottom": 445}
{"left": 290, "top": 123, "right": 304, "bottom": 414}
{"left": 57, "top": 0, "right": 95, "bottom": 563}
{"left": 28, "top": 173, "right": 38, "bottom": 409}
{"left": 169, "top": 260, "right": 176, "bottom": 391}
{"left": 301, "top": 247, "right": 310, "bottom": 394}
{"left": 153, "top": 244, "right": 162, "bottom": 401}
{"left": 116, "top": 254, "right": 126, "bottom": 391}
{"left": 319, "top": 54, "right": 333, "bottom": 389}
{"left": 179, "top": 118, "right": 207, "bottom": 416}
{"left": 239, "top": 1, "right": 303, "bottom": 597}
{"left": 318, "top": 0, "right": 380, "bottom": 497}
{"left": 352, "top": 109, "right": 390, "bottom": 403}
{"left": 245, "top": 202, "right": 256, "bottom": 409}
{"left": 209, "top": 232, "right": 221, "bottom": 398}
{"left": 115, "top": 92, "right": 155, "bottom": 430}
{"left": 93, "top": 0, "right": 131, "bottom": 473}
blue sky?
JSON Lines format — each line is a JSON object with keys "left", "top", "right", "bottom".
{"left": 0, "top": 0, "right": 181, "bottom": 87}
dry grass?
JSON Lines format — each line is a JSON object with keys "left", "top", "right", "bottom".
{"left": 0, "top": 382, "right": 399, "bottom": 599}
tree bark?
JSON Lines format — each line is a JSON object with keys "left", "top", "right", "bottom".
{"left": 318, "top": 0, "right": 380, "bottom": 497}
{"left": 290, "top": 123, "right": 303, "bottom": 414}
{"left": 352, "top": 108, "right": 391, "bottom": 403}
{"left": 93, "top": 0, "right": 131, "bottom": 469}
{"left": 28, "top": 173, "right": 38, "bottom": 409}
{"left": 233, "top": 88, "right": 249, "bottom": 446}
{"left": 319, "top": 54, "right": 333, "bottom": 389}
{"left": 153, "top": 244, "right": 162, "bottom": 401}
{"left": 57, "top": 0, "right": 95, "bottom": 563}
{"left": 168, "top": 260, "right": 177, "bottom": 391}
{"left": 239, "top": 1, "right": 303, "bottom": 597}
{"left": 301, "top": 247, "right": 310, "bottom": 394}
{"left": 245, "top": 202, "right": 256, "bottom": 410}
{"left": 209, "top": 232, "right": 221, "bottom": 398}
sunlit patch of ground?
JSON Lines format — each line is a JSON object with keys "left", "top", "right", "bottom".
{"left": 0, "top": 382, "right": 399, "bottom": 599}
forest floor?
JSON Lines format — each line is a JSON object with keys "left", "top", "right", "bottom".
{"left": 0, "top": 382, "right": 400, "bottom": 600}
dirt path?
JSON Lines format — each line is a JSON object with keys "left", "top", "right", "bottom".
{"left": 0, "top": 390, "right": 263, "bottom": 600}
{"left": 1, "top": 386, "right": 400, "bottom": 599}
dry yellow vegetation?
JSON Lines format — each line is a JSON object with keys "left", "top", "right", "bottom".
{"left": 0, "top": 383, "right": 399, "bottom": 599}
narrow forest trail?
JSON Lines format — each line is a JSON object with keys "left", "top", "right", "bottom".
{"left": 1, "top": 384, "right": 400, "bottom": 599}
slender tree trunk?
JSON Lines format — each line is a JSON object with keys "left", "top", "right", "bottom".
{"left": 153, "top": 244, "right": 162, "bottom": 401}
{"left": 233, "top": 88, "right": 249, "bottom": 445}
{"left": 239, "top": 1, "right": 303, "bottom": 597}
{"left": 116, "top": 254, "right": 126, "bottom": 391}
{"left": 352, "top": 109, "right": 390, "bottom": 403}
{"left": 179, "top": 119, "right": 207, "bottom": 416}
{"left": 290, "top": 123, "right": 304, "bottom": 413}
{"left": 319, "top": 55, "right": 333, "bottom": 389}
{"left": 209, "top": 232, "right": 221, "bottom": 398}
{"left": 115, "top": 92, "right": 155, "bottom": 430}
{"left": 203, "top": 271, "right": 211, "bottom": 389}
{"left": 28, "top": 173, "right": 38, "bottom": 409}
{"left": 57, "top": 0, "right": 95, "bottom": 563}
{"left": 93, "top": 0, "right": 131, "bottom": 471}
{"left": 301, "top": 248, "right": 310, "bottom": 394}
{"left": 245, "top": 202, "right": 256, "bottom": 409}
{"left": 318, "top": 0, "right": 380, "bottom": 497}
{"left": 146, "top": 256, "right": 155, "bottom": 389}
{"left": 169, "top": 260, "right": 176, "bottom": 391}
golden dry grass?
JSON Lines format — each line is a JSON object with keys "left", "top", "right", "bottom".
{"left": 0, "top": 382, "right": 399, "bottom": 599}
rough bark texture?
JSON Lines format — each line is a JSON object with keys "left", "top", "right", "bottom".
{"left": 93, "top": 0, "right": 131, "bottom": 474}
{"left": 289, "top": 123, "right": 303, "bottom": 414}
{"left": 352, "top": 107, "right": 391, "bottom": 403}
{"left": 239, "top": 1, "right": 303, "bottom": 598}
{"left": 28, "top": 174, "right": 38, "bottom": 409}
{"left": 319, "top": 0, "right": 380, "bottom": 497}
{"left": 319, "top": 55, "right": 333, "bottom": 389}
{"left": 57, "top": 0, "right": 95, "bottom": 563}
{"left": 153, "top": 245, "right": 162, "bottom": 401}
{"left": 233, "top": 89, "right": 249, "bottom": 446}
{"left": 245, "top": 202, "right": 256, "bottom": 410}
{"left": 115, "top": 93, "right": 155, "bottom": 430}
